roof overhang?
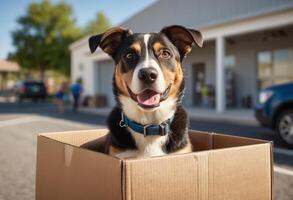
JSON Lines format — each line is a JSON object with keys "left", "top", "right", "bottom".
{"left": 69, "top": 7, "right": 293, "bottom": 62}
{"left": 69, "top": 36, "right": 89, "bottom": 51}
{"left": 201, "top": 7, "right": 293, "bottom": 40}
{"left": 0, "top": 60, "right": 20, "bottom": 72}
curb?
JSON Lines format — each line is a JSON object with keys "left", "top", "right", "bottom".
{"left": 79, "top": 107, "right": 258, "bottom": 126}
{"left": 188, "top": 115, "right": 258, "bottom": 126}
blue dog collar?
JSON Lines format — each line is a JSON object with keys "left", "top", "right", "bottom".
{"left": 119, "top": 112, "right": 174, "bottom": 137}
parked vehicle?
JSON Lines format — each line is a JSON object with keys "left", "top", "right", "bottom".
{"left": 255, "top": 82, "right": 293, "bottom": 147}
{"left": 15, "top": 81, "right": 47, "bottom": 102}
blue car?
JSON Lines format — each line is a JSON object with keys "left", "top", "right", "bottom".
{"left": 255, "top": 82, "right": 293, "bottom": 147}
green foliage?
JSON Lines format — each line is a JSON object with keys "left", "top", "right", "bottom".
{"left": 83, "top": 11, "right": 111, "bottom": 35}
{"left": 9, "top": 0, "right": 81, "bottom": 77}
{"left": 9, "top": 1, "right": 112, "bottom": 78}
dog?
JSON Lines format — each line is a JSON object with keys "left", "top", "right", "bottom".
{"left": 89, "top": 25, "right": 203, "bottom": 159}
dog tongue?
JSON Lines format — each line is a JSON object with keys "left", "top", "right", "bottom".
{"left": 137, "top": 90, "right": 160, "bottom": 106}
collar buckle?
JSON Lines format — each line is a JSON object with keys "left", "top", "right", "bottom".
{"left": 143, "top": 124, "right": 152, "bottom": 137}
{"left": 119, "top": 112, "right": 127, "bottom": 127}
{"left": 143, "top": 123, "right": 169, "bottom": 137}
{"left": 159, "top": 122, "right": 168, "bottom": 136}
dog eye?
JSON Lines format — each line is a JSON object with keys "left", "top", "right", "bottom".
{"left": 125, "top": 52, "right": 134, "bottom": 60}
{"left": 161, "top": 49, "right": 171, "bottom": 59}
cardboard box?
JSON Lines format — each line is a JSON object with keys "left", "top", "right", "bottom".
{"left": 36, "top": 129, "right": 273, "bottom": 200}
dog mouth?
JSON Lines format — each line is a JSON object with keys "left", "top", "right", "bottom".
{"left": 126, "top": 84, "right": 171, "bottom": 109}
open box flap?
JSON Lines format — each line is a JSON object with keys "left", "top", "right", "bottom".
{"left": 39, "top": 129, "right": 109, "bottom": 147}
{"left": 39, "top": 129, "right": 270, "bottom": 153}
{"left": 189, "top": 130, "right": 269, "bottom": 150}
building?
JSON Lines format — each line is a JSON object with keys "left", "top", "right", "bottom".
{"left": 69, "top": 0, "right": 293, "bottom": 112}
{"left": 0, "top": 60, "right": 20, "bottom": 90}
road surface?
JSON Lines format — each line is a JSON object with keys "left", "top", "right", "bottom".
{"left": 0, "top": 102, "right": 292, "bottom": 200}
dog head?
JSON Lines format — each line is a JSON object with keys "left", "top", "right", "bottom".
{"left": 89, "top": 25, "right": 203, "bottom": 111}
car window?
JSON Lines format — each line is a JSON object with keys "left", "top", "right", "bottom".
{"left": 24, "top": 83, "right": 44, "bottom": 86}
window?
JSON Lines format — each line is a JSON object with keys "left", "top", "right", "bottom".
{"left": 224, "top": 55, "right": 236, "bottom": 68}
{"left": 257, "top": 49, "right": 293, "bottom": 89}
{"left": 273, "top": 49, "right": 293, "bottom": 83}
{"left": 257, "top": 51, "right": 273, "bottom": 88}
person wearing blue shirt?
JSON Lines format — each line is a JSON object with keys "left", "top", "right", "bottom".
{"left": 70, "top": 78, "right": 82, "bottom": 111}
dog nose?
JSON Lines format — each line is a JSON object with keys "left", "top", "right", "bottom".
{"left": 138, "top": 68, "right": 158, "bottom": 84}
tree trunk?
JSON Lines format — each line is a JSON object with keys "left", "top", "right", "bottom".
{"left": 40, "top": 66, "right": 45, "bottom": 81}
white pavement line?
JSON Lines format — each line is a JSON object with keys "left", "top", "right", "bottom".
{"left": 274, "top": 166, "right": 293, "bottom": 176}
{"left": 0, "top": 115, "right": 101, "bottom": 129}
{"left": 38, "top": 115, "right": 102, "bottom": 129}
{"left": 274, "top": 147, "right": 293, "bottom": 157}
{"left": 0, "top": 116, "right": 39, "bottom": 128}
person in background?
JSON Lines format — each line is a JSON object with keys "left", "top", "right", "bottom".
{"left": 54, "top": 81, "right": 67, "bottom": 113}
{"left": 70, "top": 78, "right": 82, "bottom": 111}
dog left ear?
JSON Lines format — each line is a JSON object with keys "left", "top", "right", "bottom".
{"left": 89, "top": 27, "right": 133, "bottom": 58}
{"left": 160, "top": 25, "right": 203, "bottom": 60}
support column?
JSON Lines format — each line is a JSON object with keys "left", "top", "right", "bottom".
{"left": 215, "top": 36, "right": 226, "bottom": 113}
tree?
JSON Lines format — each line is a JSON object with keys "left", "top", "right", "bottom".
{"left": 8, "top": 0, "right": 81, "bottom": 79}
{"left": 84, "top": 11, "right": 111, "bottom": 35}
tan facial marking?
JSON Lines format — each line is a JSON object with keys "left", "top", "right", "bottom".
{"left": 131, "top": 42, "right": 141, "bottom": 54}
{"left": 184, "top": 46, "right": 192, "bottom": 56}
{"left": 161, "top": 61, "right": 183, "bottom": 98}
{"left": 115, "top": 62, "right": 133, "bottom": 96}
{"left": 153, "top": 42, "right": 164, "bottom": 53}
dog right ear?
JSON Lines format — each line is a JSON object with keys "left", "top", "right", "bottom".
{"left": 89, "top": 27, "right": 133, "bottom": 58}
{"left": 160, "top": 25, "right": 203, "bottom": 60}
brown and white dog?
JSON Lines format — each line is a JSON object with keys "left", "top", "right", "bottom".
{"left": 89, "top": 25, "right": 203, "bottom": 159}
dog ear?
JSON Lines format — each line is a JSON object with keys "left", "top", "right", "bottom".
{"left": 89, "top": 27, "right": 133, "bottom": 57}
{"left": 160, "top": 25, "right": 203, "bottom": 59}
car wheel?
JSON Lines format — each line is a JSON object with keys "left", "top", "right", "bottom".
{"left": 276, "top": 110, "right": 293, "bottom": 148}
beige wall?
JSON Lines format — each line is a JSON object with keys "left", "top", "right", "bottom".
{"left": 182, "top": 25, "right": 293, "bottom": 107}
{"left": 71, "top": 42, "right": 96, "bottom": 96}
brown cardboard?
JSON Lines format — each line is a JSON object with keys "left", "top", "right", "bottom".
{"left": 36, "top": 129, "right": 273, "bottom": 200}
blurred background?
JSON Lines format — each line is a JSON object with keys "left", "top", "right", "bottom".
{"left": 0, "top": 0, "right": 293, "bottom": 199}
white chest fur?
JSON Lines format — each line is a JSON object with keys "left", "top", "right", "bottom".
{"left": 129, "top": 129, "right": 168, "bottom": 157}
{"left": 114, "top": 131, "right": 168, "bottom": 159}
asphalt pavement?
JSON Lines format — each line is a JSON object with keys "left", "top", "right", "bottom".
{"left": 0, "top": 102, "right": 292, "bottom": 200}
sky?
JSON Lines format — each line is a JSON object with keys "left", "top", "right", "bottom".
{"left": 0, "top": 0, "right": 156, "bottom": 59}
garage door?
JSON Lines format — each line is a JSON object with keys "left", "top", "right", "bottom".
{"left": 97, "top": 60, "right": 115, "bottom": 107}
